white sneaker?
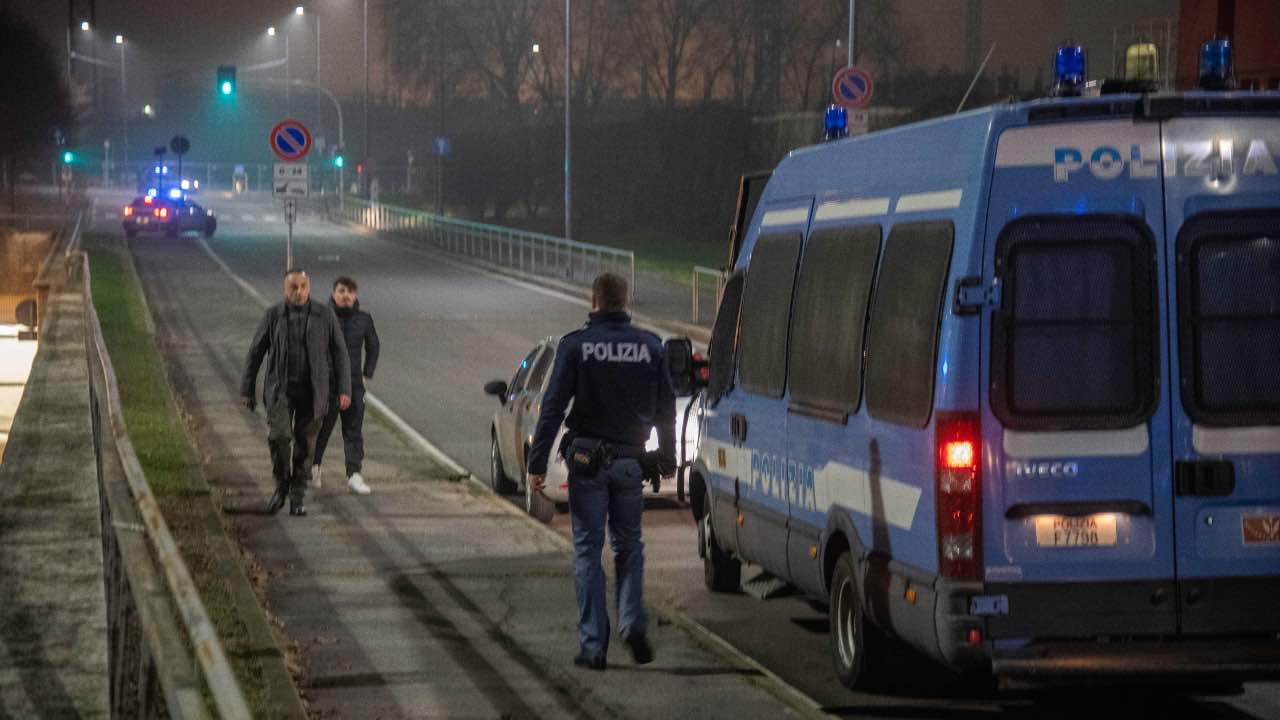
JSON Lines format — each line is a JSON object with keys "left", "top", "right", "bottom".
{"left": 347, "top": 473, "right": 371, "bottom": 495}
{"left": 310, "top": 464, "right": 323, "bottom": 489}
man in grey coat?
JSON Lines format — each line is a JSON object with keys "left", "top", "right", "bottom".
{"left": 241, "top": 269, "right": 352, "bottom": 516}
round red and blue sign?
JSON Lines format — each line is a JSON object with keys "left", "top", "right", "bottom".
{"left": 832, "top": 65, "right": 874, "bottom": 109}
{"left": 270, "top": 119, "right": 313, "bottom": 162}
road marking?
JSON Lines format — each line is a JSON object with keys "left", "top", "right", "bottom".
{"left": 240, "top": 214, "right": 255, "bottom": 221}
{"left": 263, "top": 214, "right": 278, "bottom": 222}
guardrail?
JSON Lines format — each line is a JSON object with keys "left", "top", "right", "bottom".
{"left": 329, "top": 197, "right": 636, "bottom": 297}
{"left": 81, "top": 249, "right": 251, "bottom": 719}
{"left": 691, "top": 265, "right": 726, "bottom": 326}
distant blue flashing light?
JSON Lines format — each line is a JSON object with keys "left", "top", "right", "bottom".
{"left": 146, "top": 188, "right": 158, "bottom": 197}
{"left": 823, "top": 105, "right": 848, "bottom": 141}
{"left": 1053, "top": 45, "right": 1086, "bottom": 97}
{"left": 168, "top": 188, "right": 183, "bottom": 200}
{"left": 1199, "top": 37, "right": 1234, "bottom": 90}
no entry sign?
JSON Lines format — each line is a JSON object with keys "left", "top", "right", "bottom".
{"left": 270, "top": 120, "right": 313, "bottom": 162}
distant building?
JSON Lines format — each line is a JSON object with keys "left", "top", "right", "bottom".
{"left": 1176, "top": 0, "right": 1280, "bottom": 89}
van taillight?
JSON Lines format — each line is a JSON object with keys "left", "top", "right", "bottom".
{"left": 936, "top": 413, "right": 982, "bottom": 581}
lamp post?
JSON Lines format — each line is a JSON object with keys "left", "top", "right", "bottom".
{"left": 564, "top": 0, "right": 571, "bottom": 240}
{"left": 117, "top": 34, "right": 128, "bottom": 176}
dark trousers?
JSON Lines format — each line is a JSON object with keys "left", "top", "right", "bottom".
{"left": 267, "top": 385, "right": 322, "bottom": 503}
{"left": 315, "top": 385, "right": 365, "bottom": 476}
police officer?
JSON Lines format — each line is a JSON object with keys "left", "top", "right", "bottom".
{"left": 527, "top": 272, "right": 676, "bottom": 671}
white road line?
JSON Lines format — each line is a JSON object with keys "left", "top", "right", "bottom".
{"left": 263, "top": 215, "right": 278, "bottom": 222}
{"left": 240, "top": 214, "right": 255, "bottom": 221}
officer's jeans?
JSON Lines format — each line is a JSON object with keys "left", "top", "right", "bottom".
{"left": 267, "top": 385, "right": 322, "bottom": 504}
{"left": 568, "top": 457, "right": 647, "bottom": 660}
{"left": 315, "top": 385, "right": 365, "bottom": 477}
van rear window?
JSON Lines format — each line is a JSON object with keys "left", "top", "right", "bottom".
{"left": 865, "top": 221, "right": 953, "bottom": 428}
{"left": 991, "top": 217, "right": 1157, "bottom": 430}
{"left": 1177, "top": 212, "right": 1280, "bottom": 426}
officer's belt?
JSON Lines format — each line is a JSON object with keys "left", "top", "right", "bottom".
{"left": 576, "top": 437, "right": 646, "bottom": 459}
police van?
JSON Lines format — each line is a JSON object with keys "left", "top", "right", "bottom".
{"left": 680, "top": 42, "right": 1280, "bottom": 688}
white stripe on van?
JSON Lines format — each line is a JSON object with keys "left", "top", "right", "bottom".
{"left": 1003, "top": 424, "right": 1149, "bottom": 458}
{"left": 699, "top": 438, "right": 920, "bottom": 531}
{"left": 760, "top": 207, "right": 810, "bottom": 227}
{"left": 813, "top": 462, "right": 921, "bottom": 530}
{"left": 1193, "top": 425, "right": 1280, "bottom": 455}
{"left": 814, "top": 197, "right": 891, "bottom": 222}
{"left": 894, "top": 189, "right": 963, "bottom": 213}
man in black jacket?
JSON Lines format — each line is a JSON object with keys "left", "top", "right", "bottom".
{"left": 240, "top": 269, "right": 351, "bottom": 516}
{"left": 313, "top": 276, "right": 380, "bottom": 494}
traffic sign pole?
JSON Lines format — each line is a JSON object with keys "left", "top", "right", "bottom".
{"left": 269, "top": 120, "right": 312, "bottom": 271}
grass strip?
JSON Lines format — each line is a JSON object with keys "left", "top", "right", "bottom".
{"left": 86, "top": 237, "right": 291, "bottom": 717}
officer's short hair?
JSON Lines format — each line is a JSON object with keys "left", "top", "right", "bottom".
{"left": 592, "top": 273, "right": 628, "bottom": 312}
{"left": 334, "top": 276, "right": 358, "bottom": 292}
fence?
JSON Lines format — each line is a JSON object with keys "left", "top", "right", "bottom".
{"left": 77, "top": 224, "right": 251, "bottom": 718}
{"left": 691, "top": 265, "right": 727, "bottom": 326}
{"left": 329, "top": 196, "right": 636, "bottom": 297}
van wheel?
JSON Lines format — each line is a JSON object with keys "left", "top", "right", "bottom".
{"left": 702, "top": 511, "right": 740, "bottom": 593}
{"left": 490, "top": 433, "right": 514, "bottom": 494}
{"left": 830, "top": 551, "right": 875, "bottom": 690}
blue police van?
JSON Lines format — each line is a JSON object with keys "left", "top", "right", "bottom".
{"left": 681, "top": 44, "right": 1280, "bottom": 688}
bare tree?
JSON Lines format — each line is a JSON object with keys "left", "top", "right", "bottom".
{"left": 624, "top": 0, "right": 718, "bottom": 107}
{"left": 0, "top": 10, "right": 72, "bottom": 210}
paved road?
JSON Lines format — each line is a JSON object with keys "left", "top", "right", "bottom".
{"left": 95, "top": 189, "right": 1280, "bottom": 719}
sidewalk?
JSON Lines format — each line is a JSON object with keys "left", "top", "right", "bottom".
{"left": 128, "top": 233, "right": 808, "bottom": 718}
{"left": 0, "top": 288, "right": 109, "bottom": 718}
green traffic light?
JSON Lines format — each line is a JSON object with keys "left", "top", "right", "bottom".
{"left": 62, "top": 151, "right": 74, "bottom": 164}
{"left": 334, "top": 155, "right": 344, "bottom": 168}
{"left": 221, "top": 81, "right": 233, "bottom": 95}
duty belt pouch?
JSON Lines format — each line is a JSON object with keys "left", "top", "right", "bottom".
{"left": 568, "top": 438, "right": 604, "bottom": 477}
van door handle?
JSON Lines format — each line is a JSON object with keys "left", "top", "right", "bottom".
{"left": 730, "top": 413, "right": 748, "bottom": 444}
{"left": 1175, "top": 460, "right": 1235, "bottom": 497}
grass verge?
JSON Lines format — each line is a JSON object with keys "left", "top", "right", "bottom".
{"left": 86, "top": 236, "right": 291, "bottom": 717}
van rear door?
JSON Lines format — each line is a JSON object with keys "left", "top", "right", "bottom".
{"left": 1162, "top": 117, "right": 1280, "bottom": 635}
{"left": 983, "top": 119, "right": 1177, "bottom": 638}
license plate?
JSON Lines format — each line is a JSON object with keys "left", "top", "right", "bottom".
{"left": 1034, "top": 514, "right": 1118, "bottom": 548}
{"left": 1242, "top": 513, "right": 1280, "bottom": 545}
{"left": 138, "top": 216, "right": 149, "bottom": 224}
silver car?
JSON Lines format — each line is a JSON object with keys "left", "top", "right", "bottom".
{"left": 484, "top": 337, "right": 698, "bottom": 522}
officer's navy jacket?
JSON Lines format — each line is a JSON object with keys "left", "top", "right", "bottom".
{"left": 527, "top": 310, "right": 676, "bottom": 476}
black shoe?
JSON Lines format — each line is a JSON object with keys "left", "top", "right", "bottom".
{"left": 289, "top": 501, "right": 306, "bottom": 516}
{"left": 573, "top": 653, "right": 606, "bottom": 671}
{"left": 266, "top": 489, "right": 287, "bottom": 514}
{"left": 624, "top": 632, "right": 654, "bottom": 665}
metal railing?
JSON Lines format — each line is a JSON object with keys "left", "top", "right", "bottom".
{"left": 329, "top": 197, "right": 636, "bottom": 296}
{"left": 691, "top": 265, "right": 726, "bottom": 326}
{"left": 81, "top": 248, "right": 251, "bottom": 719}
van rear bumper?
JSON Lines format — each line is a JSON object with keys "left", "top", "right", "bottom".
{"left": 992, "top": 636, "right": 1280, "bottom": 682}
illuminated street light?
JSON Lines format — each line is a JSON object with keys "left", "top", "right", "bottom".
{"left": 142, "top": 103, "right": 154, "bottom": 117}
{"left": 115, "top": 34, "right": 124, "bottom": 45}
{"left": 295, "top": 5, "right": 305, "bottom": 16}
{"left": 267, "top": 26, "right": 276, "bottom": 36}
{"left": 80, "top": 21, "right": 90, "bottom": 31}
{"left": 532, "top": 43, "right": 540, "bottom": 54}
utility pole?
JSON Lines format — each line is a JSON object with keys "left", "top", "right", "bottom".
{"left": 363, "top": 0, "right": 369, "bottom": 198}
{"left": 847, "top": 0, "right": 855, "bottom": 66}
{"left": 564, "top": 0, "right": 571, "bottom": 240}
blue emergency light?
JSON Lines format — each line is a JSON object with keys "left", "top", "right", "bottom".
{"left": 1199, "top": 37, "right": 1234, "bottom": 90}
{"left": 168, "top": 187, "right": 183, "bottom": 200}
{"left": 1052, "top": 45, "right": 1086, "bottom": 97}
{"left": 824, "top": 105, "right": 848, "bottom": 141}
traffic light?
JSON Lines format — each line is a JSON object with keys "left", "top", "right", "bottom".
{"left": 216, "top": 65, "right": 236, "bottom": 96}
{"left": 61, "top": 150, "right": 74, "bottom": 164}
{"left": 333, "top": 155, "right": 344, "bottom": 168}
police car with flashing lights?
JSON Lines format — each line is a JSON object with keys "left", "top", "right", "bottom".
{"left": 121, "top": 187, "right": 216, "bottom": 239}
{"left": 483, "top": 337, "right": 700, "bottom": 522}
{"left": 674, "top": 40, "right": 1280, "bottom": 689}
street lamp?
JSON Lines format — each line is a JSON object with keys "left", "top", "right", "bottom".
{"left": 117, "top": 35, "right": 128, "bottom": 179}
{"left": 115, "top": 34, "right": 123, "bottom": 45}
{"left": 267, "top": 26, "right": 276, "bottom": 37}
{"left": 295, "top": 5, "right": 304, "bottom": 16}
{"left": 532, "top": 43, "right": 540, "bottom": 54}
{"left": 80, "top": 21, "right": 90, "bottom": 31}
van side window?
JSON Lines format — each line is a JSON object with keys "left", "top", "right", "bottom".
{"left": 1177, "top": 212, "right": 1280, "bottom": 426}
{"left": 991, "top": 216, "right": 1157, "bottom": 429}
{"left": 739, "top": 233, "right": 803, "bottom": 398}
{"left": 707, "top": 271, "right": 745, "bottom": 404}
{"left": 788, "top": 225, "right": 881, "bottom": 418}
{"left": 865, "top": 221, "right": 954, "bottom": 428}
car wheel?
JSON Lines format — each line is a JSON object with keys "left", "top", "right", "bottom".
{"left": 829, "top": 551, "right": 879, "bottom": 690}
{"left": 702, "top": 505, "right": 740, "bottom": 593}
{"left": 489, "top": 433, "right": 514, "bottom": 494}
